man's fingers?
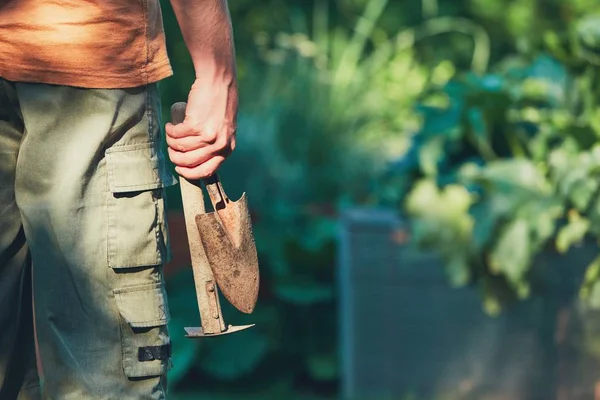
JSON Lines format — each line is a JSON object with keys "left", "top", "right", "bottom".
{"left": 167, "top": 141, "right": 233, "bottom": 169}
{"left": 165, "top": 121, "right": 198, "bottom": 139}
{"left": 166, "top": 120, "right": 223, "bottom": 141}
{"left": 175, "top": 156, "right": 225, "bottom": 180}
{"left": 165, "top": 134, "right": 208, "bottom": 153}
{"left": 168, "top": 146, "right": 211, "bottom": 169}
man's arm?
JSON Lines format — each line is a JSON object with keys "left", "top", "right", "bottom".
{"left": 165, "top": 0, "right": 238, "bottom": 180}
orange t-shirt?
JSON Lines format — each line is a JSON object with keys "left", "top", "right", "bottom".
{"left": 0, "top": 0, "right": 173, "bottom": 89}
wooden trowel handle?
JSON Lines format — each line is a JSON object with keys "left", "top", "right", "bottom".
{"left": 170, "top": 102, "right": 206, "bottom": 215}
{"left": 171, "top": 102, "right": 226, "bottom": 334}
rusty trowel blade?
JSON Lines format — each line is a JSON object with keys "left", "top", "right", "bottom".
{"left": 195, "top": 192, "right": 259, "bottom": 314}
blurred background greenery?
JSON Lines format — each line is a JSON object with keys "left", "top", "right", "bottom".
{"left": 157, "top": 0, "right": 600, "bottom": 398}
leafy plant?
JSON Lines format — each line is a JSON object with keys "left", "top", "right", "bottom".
{"left": 391, "top": 7, "right": 600, "bottom": 314}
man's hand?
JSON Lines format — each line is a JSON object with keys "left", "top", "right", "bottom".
{"left": 167, "top": 0, "right": 237, "bottom": 180}
{"left": 165, "top": 76, "right": 238, "bottom": 180}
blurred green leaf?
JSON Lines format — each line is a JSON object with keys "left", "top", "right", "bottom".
{"left": 488, "top": 219, "right": 530, "bottom": 285}
{"left": 581, "top": 254, "right": 600, "bottom": 303}
{"left": 483, "top": 291, "right": 502, "bottom": 317}
{"left": 556, "top": 210, "right": 590, "bottom": 253}
{"left": 306, "top": 353, "right": 338, "bottom": 381}
{"left": 470, "top": 200, "right": 499, "bottom": 251}
{"left": 446, "top": 255, "right": 471, "bottom": 287}
{"left": 418, "top": 137, "right": 445, "bottom": 176}
{"left": 465, "top": 159, "right": 550, "bottom": 194}
{"left": 575, "top": 14, "right": 600, "bottom": 65}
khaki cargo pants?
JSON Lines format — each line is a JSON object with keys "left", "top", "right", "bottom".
{"left": 0, "top": 78, "right": 176, "bottom": 399}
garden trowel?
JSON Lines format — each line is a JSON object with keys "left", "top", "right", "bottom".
{"left": 170, "top": 102, "right": 259, "bottom": 337}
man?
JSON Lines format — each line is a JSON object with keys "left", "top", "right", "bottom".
{"left": 0, "top": 0, "right": 237, "bottom": 398}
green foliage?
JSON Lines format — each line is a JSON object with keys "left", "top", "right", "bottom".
{"left": 160, "top": 0, "right": 600, "bottom": 395}
{"left": 162, "top": 0, "right": 425, "bottom": 393}
{"left": 205, "top": 1, "right": 423, "bottom": 389}
{"left": 392, "top": 6, "right": 600, "bottom": 314}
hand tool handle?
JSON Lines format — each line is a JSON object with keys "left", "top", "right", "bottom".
{"left": 171, "top": 102, "right": 226, "bottom": 334}
{"left": 170, "top": 102, "right": 207, "bottom": 216}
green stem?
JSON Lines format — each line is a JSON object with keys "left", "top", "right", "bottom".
{"left": 362, "top": 16, "right": 491, "bottom": 77}
{"left": 399, "top": 17, "right": 490, "bottom": 74}
{"left": 573, "top": 66, "right": 596, "bottom": 125}
{"left": 465, "top": 128, "right": 498, "bottom": 161}
{"left": 505, "top": 129, "right": 527, "bottom": 158}
{"left": 332, "top": 0, "right": 389, "bottom": 87}
{"left": 313, "top": 0, "right": 329, "bottom": 66}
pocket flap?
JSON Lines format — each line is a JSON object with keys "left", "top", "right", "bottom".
{"left": 106, "top": 142, "right": 177, "bottom": 193}
{"left": 114, "top": 283, "right": 170, "bottom": 328}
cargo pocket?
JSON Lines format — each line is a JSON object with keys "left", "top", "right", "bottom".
{"left": 114, "top": 282, "right": 172, "bottom": 378}
{"left": 106, "top": 142, "right": 177, "bottom": 269}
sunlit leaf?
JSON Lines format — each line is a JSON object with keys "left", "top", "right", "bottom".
{"left": 406, "top": 179, "right": 472, "bottom": 219}
{"left": 466, "top": 159, "right": 550, "bottom": 194}
{"left": 488, "top": 219, "right": 531, "bottom": 284}
{"left": 580, "top": 254, "right": 600, "bottom": 302}
{"left": 556, "top": 210, "right": 590, "bottom": 253}
{"left": 446, "top": 255, "right": 471, "bottom": 287}
{"left": 483, "top": 291, "right": 502, "bottom": 317}
{"left": 519, "top": 199, "right": 562, "bottom": 247}
{"left": 515, "top": 280, "right": 531, "bottom": 299}
{"left": 418, "top": 137, "right": 445, "bottom": 176}
{"left": 587, "top": 280, "right": 600, "bottom": 309}
{"left": 575, "top": 14, "right": 600, "bottom": 65}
